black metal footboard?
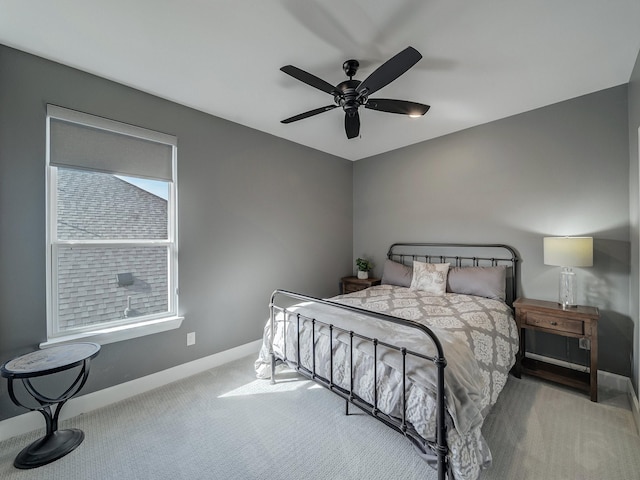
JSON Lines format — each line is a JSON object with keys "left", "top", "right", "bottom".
{"left": 269, "top": 289, "right": 450, "bottom": 480}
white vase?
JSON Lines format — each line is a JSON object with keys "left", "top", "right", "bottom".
{"left": 357, "top": 270, "right": 368, "bottom": 279}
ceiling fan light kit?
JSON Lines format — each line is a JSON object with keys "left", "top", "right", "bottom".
{"left": 280, "top": 46, "right": 430, "bottom": 139}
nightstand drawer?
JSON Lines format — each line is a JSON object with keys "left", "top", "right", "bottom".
{"left": 341, "top": 276, "right": 381, "bottom": 295}
{"left": 524, "top": 312, "right": 584, "bottom": 335}
{"left": 344, "top": 284, "right": 365, "bottom": 294}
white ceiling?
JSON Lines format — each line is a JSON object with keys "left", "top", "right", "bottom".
{"left": 2, "top": 0, "right": 640, "bottom": 161}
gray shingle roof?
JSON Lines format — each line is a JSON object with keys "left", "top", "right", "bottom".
{"left": 56, "top": 169, "right": 169, "bottom": 331}
{"left": 57, "top": 169, "right": 167, "bottom": 240}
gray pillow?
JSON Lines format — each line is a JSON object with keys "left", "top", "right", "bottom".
{"left": 446, "top": 265, "right": 506, "bottom": 301}
{"left": 381, "top": 259, "right": 413, "bottom": 287}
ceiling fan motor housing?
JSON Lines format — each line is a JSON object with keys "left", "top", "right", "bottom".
{"left": 335, "top": 79, "right": 363, "bottom": 112}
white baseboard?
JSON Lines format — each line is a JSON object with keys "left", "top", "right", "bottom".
{"left": 628, "top": 379, "right": 640, "bottom": 435}
{"left": 0, "top": 339, "right": 262, "bottom": 442}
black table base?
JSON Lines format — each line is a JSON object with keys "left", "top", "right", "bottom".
{"left": 14, "top": 428, "right": 85, "bottom": 469}
{"left": 1, "top": 343, "right": 100, "bottom": 469}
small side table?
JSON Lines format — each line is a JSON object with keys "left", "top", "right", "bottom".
{"left": 513, "top": 298, "right": 599, "bottom": 401}
{"left": 341, "top": 276, "right": 381, "bottom": 294}
{"left": 1, "top": 342, "right": 100, "bottom": 468}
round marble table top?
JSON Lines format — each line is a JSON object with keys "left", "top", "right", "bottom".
{"left": 1, "top": 343, "right": 100, "bottom": 379}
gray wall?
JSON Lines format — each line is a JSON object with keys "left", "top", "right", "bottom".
{"left": 354, "top": 85, "right": 632, "bottom": 377}
{"left": 629, "top": 48, "right": 640, "bottom": 395}
{"left": 1, "top": 41, "right": 636, "bottom": 425}
{"left": 0, "top": 45, "right": 353, "bottom": 420}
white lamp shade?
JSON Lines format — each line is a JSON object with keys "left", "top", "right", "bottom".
{"left": 543, "top": 237, "right": 593, "bottom": 267}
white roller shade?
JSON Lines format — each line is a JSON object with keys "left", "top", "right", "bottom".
{"left": 48, "top": 105, "right": 175, "bottom": 181}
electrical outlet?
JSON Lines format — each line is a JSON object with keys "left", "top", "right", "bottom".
{"left": 578, "top": 337, "right": 590, "bottom": 350}
{"left": 187, "top": 332, "right": 196, "bottom": 346}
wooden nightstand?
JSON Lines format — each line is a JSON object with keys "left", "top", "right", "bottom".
{"left": 513, "top": 297, "right": 599, "bottom": 401}
{"left": 341, "top": 276, "right": 381, "bottom": 295}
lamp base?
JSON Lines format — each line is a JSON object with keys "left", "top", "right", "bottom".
{"left": 558, "top": 267, "right": 577, "bottom": 308}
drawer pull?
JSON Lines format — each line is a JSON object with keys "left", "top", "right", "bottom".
{"left": 550, "top": 321, "right": 558, "bottom": 326}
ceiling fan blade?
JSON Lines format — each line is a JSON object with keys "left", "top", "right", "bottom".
{"left": 281, "top": 105, "right": 338, "bottom": 124}
{"left": 365, "top": 98, "right": 430, "bottom": 116}
{"left": 344, "top": 110, "right": 360, "bottom": 139}
{"left": 355, "top": 46, "right": 422, "bottom": 97}
{"left": 281, "top": 65, "right": 339, "bottom": 96}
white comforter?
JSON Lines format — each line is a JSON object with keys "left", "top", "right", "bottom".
{"left": 255, "top": 285, "right": 519, "bottom": 480}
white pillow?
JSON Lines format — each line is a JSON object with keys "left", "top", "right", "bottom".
{"left": 410, "top": 261, "right": 450, "bottom": 296}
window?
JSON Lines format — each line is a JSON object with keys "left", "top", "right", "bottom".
{"left": 45, "top": 105, "right": 180, "bottom": 345}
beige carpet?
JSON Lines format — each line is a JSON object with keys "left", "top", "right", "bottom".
{"left": 0, "top": 354, "right": 638, "bottom": 480}
{"left": 481, "top": 374, "right": 639, "bottom": 479}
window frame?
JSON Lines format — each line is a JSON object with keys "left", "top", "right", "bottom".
{"left": 44, "top": 105, "right": 181, "bottom": 346}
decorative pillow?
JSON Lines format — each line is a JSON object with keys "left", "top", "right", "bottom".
{"left": 410, "top": 261, "right": 450, "bottom": 296}
{"left": 381, "top": 259, "right": 413, "bottom": 287}
{"left": 446, "top": 265, "right": 507, "bottom": 301}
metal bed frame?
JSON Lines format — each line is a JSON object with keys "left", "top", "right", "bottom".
{"left": 268, "top": 243, "right": 519, "bottom": 480}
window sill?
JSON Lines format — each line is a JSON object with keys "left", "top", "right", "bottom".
{"left": 40, "top": 316, "right": 184, "bottom": 348}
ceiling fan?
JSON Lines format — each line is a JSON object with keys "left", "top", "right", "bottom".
{"left": 280, "top": 46, "right": 430, "bottom": 139}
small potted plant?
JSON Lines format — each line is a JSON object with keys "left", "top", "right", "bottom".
{"left": 356, "top": 257, "right": 373, "bottom": 279}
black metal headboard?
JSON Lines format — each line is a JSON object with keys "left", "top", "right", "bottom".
{"left": 386, "top": 243, "right": 519, "bottom": 307}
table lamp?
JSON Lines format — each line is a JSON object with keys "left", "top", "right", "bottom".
{"left": 543, "top": 237, "right": 593, "bottom": 308}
